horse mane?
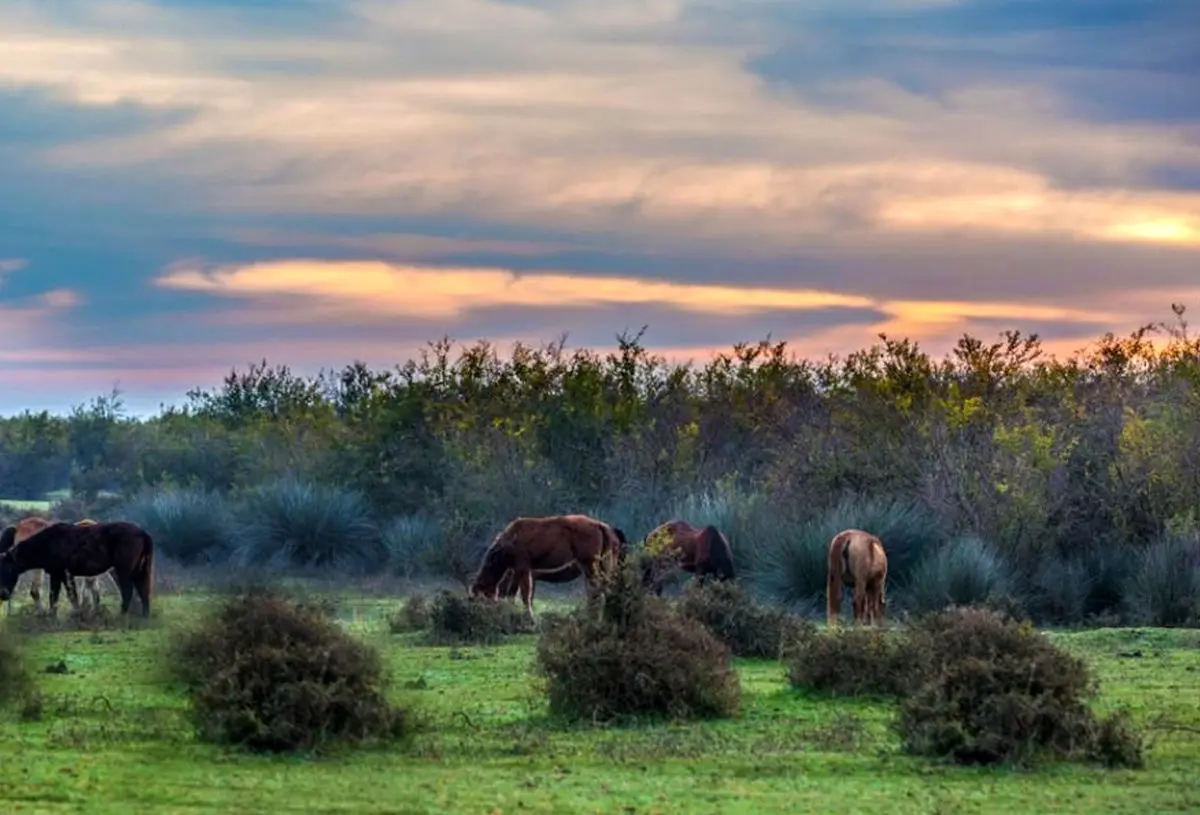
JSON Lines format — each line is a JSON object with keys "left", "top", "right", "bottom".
{"left": 700, "top": 525, "right": 735, "bottom": 579}
{"left": 0, "top": 526, "right": 14, "bottom": 554}
{"left": 475, "top": 534, "right": 514, "bottom": 583}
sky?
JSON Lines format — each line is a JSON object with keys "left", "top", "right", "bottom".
{"left": 1, "top": 0, "right": 1199, "bottom": 417}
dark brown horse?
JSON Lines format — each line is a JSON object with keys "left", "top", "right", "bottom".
{"left": 826, "top": 528, "right": 887, "bottom": 627}
{"left": 0, "top": 520, "right": 154, "bottom": 616}
{"left": 494, "top": 525, "right": 628, "bottom": 603}
{"left": 469, "top": 514, "right": 624, "bottom": 623}
{"left": 639, "top": 519, "right": 735, "bottom": 595}
{"left": 0, "top": 517, "right": 113, "bottom": 613}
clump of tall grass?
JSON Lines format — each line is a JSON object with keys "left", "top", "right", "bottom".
{"left": 120, "top": 487, "right": 235, "bottom": 565}
{"left": 233, "top": 478, "right": 384, "bottom": 574}
{"left": 903, "top": 534, "right": 1018, "bottom": 615}
{"left": 382, "top": 514, "right": 442, "bottom": 579}
{"left": 1127, "top": 533, "right": 1200, "bottom": 627}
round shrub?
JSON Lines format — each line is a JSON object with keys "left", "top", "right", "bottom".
{"left": 169, "top": 589, "right": 412, "bottom": 753}
{"left": 895, "top": 607, "right": 1143, "bottom": 767}
{"left": 423, "top": 591, "right": 533, "bottom": 645}
{"left": 120, "top": 487, "right": 235, "bottom": 565}
{"left": 234, "top": 478, "right": 384, "bottom": 573}
{"left": 786, "top": 627, "right": 926, "bottom": 698}
{"left": 388, "top": 594, "right": 432, "bottom": 634}
{"left": 904, "top": 535, "right": 1018, "bottom": 615}
{"left": 1127, "top": 534, "right": 1200, "bottom": 627}
{"left": 535, "top": 560, "right": 741, "bottom": 722}
{"left": 676, "top": 579, "right": 812, "bottom": 659}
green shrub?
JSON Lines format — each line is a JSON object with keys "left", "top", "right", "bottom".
{"left": 895, "top": 607, "right": 1143, "bottom": 767}
{"left": 676, "top": 579, "right": 812, "bottom": 659}
{"left": 168, "top": 589, "right": 412, "bottom": 753}
{"left": 424, "top": 591, "right": 533, "bottom": 645}
{"left": 1030, "top": 546, "right": 1136, "bottom": 626}
{"left": 1127, "top": 534, "right": 1200, "bottom": 627}
{"left": 786, "top": 626, "right": 926, "bottom": 698}
{"left": 387, "top": 594, "right": 431, "bottom": 634}
{"left": 382, "top": 514, "right": 441, "bottom": 579}
{"left": 756, "top": 496, "right": 948, "bottom": 609}
{"left": 904, "top": 535, "right": 1018, "bottom": 615}
{"left": 120, "top": 487, "right": 235, "bottom": 565}
{"left": 234, "top": 478, "right": 384, "bottom": 573}
{"left": 535, "top": 560, "right": 741, "bottom": 723}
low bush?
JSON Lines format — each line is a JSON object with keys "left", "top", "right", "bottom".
{"left": 676, "top": 579, "right": 812, "bottom": 659}
{"left": 120, "top": 487, "right": 235, "bottom": 565}
{"left": 388, "top": 594, "right": 432, "bottom": 633}
{"left": 1127, "top": 534, "right": 1200, "bottom": 627}
{"left": 535, "top": 560, "right": 741, "bottom": 723}
{"left": 895, "top": 607, "right": 1144, "bottom": 767}
{"left": 904, "top": 535, "right": 1019, "bottom": 615}
{"left": 0, "top": 631, "right": 33, "bottom": 712}
{"left": 786, "top": 626, "right": 926, "bottom": 698}
{"left": 234, "top": 478, "right": 384, "bottom": 573}
{"left": 169, "top": 589, "right": 412, "bottom": 753}
{"left": 424, "top": 591, "right": 533, "bottom": 645}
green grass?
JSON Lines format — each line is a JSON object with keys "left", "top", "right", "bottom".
{"left": 0, "top": 498, "right": 53, "bottom": 513}
{"left": 2, "top": 592, "right": 1199, "bottom": 814}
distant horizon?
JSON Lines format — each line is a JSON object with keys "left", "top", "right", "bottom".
{"left": 3, "top": 1, "right": 1197, "bottom": 417}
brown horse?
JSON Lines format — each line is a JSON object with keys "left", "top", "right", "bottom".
{"left": 0, "top": 517, "right": 113, "bottom": 613}
{"left": 494, "top": 525, "right": 628, "bottom": 604}
{"left": 826, "top": 529, "right": 888, "bottom": 627}
{"left": 469, "top": 514, "right": 624, "bottom": 622}
{"left": 0, "top": 520, "right": 154, "bottom": 616}
{"left": 639, "top": 519, "right": 735, "bottom": 595}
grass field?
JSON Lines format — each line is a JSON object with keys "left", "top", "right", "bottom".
{"left": 2, "top": 589, "right": 1200, "bottom": 814}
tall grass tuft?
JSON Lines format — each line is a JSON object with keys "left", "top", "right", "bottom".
{"left": 903, "top": 535, "right": 1018, "bottom": 615}
{"left": 234, "top": 478, "right": 384, "bottom": 574}
{"left": 755, "top": 496, "right": 948, "bottom": 612}
{"left": 120, "top": 488, "right": 236, "bottom": 565}
{"left": 1127, "top": 533, "right": 1200, "bottom": 627}
{"left": 382, "top": 514, "right": 442, "bottom": 579}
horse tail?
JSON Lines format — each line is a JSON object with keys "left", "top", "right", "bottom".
{"left": 827, "top": 531, "right": 852, "bottom": 624}
{"left": 136, "top": 528, "right": 155, "bottom": 607}
{"left": 0, "top": 526, "right": 14, "bottom": 554}
{"left": 701, "top": 526, "right": 735, "bottom": 580}
{"left": 611, "top": 527, "right": 629, "bottom": 563}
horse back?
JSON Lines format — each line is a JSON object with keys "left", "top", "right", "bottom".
{"left": 698, "top": 525, "right": 735, "bottom": 579}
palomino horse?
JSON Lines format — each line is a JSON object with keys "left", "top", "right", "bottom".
{"left": 0, "top": 520, "right": 155, "bottom": 616}
{"left": 639, "top": 519, "right": 735, "bottom": 596}
{"left": 469, "top": 514, "right": 624, "bottom": 623}
{"left": 826, "top": 528, "right": 888, "bottom": 626}
{"left": 494, "top": 525, "right": 628, "bottom": 605}
{"left": 0, "top": 517, "right": 113, "bottom": 613}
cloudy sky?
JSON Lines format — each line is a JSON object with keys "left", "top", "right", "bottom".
{"left": 2, "top": 0, "right": 1198, "bottom": 415}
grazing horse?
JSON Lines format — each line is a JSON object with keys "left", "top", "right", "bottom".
{"left": 0, "top": 517, "right": 113, "bottom": 613}
{"left": 639, "top": 519, "right": 735, "bottom": 596}
{"left": 469, "top": 514, "right": 624, "bottom": 623}
{"left": 826, "top": 529, "right": 888, "bottom": 627}
{"left": 494, "top": 526, "right": 629, "bottom": 604}
{"left": 0, "top": 520, "right": 154, "bottom": 616}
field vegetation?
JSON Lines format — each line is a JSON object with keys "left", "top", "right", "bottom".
{"left": 3, "top": 310, "right": 1200, "bottom": 810}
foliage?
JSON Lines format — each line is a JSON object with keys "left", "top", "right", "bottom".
{"left": 903, "top": 534, "right": 1018, "bottom": 615}
{"left": 676, "top": 579, "right": 812, "bottom": 659}
{"left": 233, "top": 478, "right": 384, "bottom": 573}
{"left": 535, "top": 560, "right": 741, "bottom": 722}
{"left": 381, "top": 514, "right": 442, "bottom": 579}
{"left": 1127, "top": 533, "right": 1200, "bottom": 627}
{"left": 895, "top": 607, "right": 1144, "bottom": 767}
{"left": 120, "top": 487, "right": 235, "bottom": 565}
{"left": 0, "top": 630, "right": 33, "bottom": 712}
{"left": 423, "top": 591, "right": 533, "bottom": 645}
{"left": 168, "top": 589, "right": 412, "bottom": 753}
{"left": 388, "top": 594, "right": 432, "bottom": 633}
{"left": 786, "top": 626, "right": 927, "bottom": 698}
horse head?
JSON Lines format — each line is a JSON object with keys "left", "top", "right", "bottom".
{"left": 0, "top": 552, "right": 18, "bottom": 601}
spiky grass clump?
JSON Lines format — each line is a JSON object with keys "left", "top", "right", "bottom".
{"left": 234, "top": 478, "right": 384, "bottom": 573}
{"left": 904, "top": 535, "right": 1018, "bottom": 615}
{"left": 1030, "top": 547, "right": 1136, "bottom": 626}
{"left": 1127, "top": 534, "right": 1200, "bottom": 627}
{"left": 120, "top": 487, "right": 236, "bottom": 565}
{"left": 382, "top": 514, "right": 442, "bottom": 579}
{"left": 756, "top": 496, "right": 948, "bottom": 610}
{"left": 169, "top": 589, "right": 412, "bottom": 753}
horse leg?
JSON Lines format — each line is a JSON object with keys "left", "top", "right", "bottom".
{"left": 516, "top": 570, "right": 536, "bottom": 627}
{"left": 117, "top": 572, "right": 135, "bottom": 615}
{"left": 47, "top": 572, "right": 65, "bottom": 616}
{"left": 30, "top": 570, "right": 43, "bottom": 614}
{"left": 63, "top": 572, "right": 81, "bottom": 612}
{"left": 852, "top": 583, "right": 867, "bottom": 625}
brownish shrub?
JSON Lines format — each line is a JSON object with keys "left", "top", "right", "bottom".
{"left": 169, "top": 589, "right": 412, "bottom": 753}
{"left": 677, "top": 579, "right": 813, "bottom": 659}
{"left": 895, "top": 607, "right": 1144, "bottom": 768}
{"left": 786, "top": 626, "right": 927, "bottom": 698}
{"left": 423, "top": 590, "right": 534, "bottom": 645}
{"left": 388, "top": 594, "right": 431, "bottom": 633}
{"left": 535, "top": 560, "right": 741, "bottom": 723}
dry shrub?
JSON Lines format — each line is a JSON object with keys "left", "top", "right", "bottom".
{"left": 895, "top": 607, "right": 1144, "bottom": 768}
{"left": 535, "top": 560, "right": 741, "bottom": 723}
{"left": 676, "top": 579, "right": 812, "bottom": 659}
{"left": 169, "top": 589, "right": 411, "bottom": 753}
{"left": 786, "top": 626, "right": 926, "bottom": 698}
{"left": 424, "top": 591, "right": 533, "bottom": 645}
{"left": 0, "top": 631, "right": 33, "bottom": 712}
{"left": 388, "top": 594, "right": 431, "bottom": 634}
